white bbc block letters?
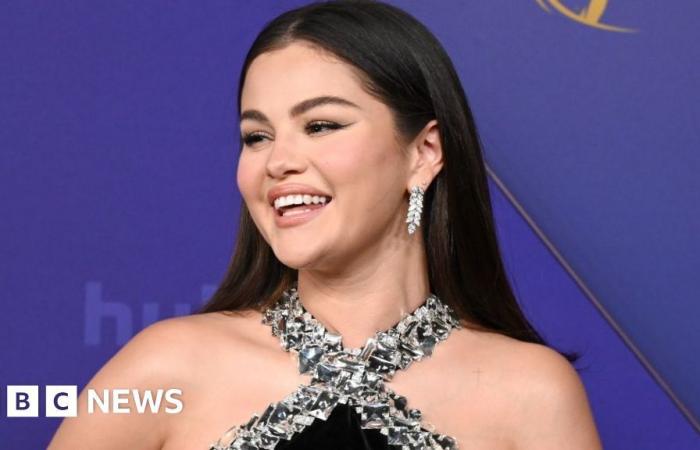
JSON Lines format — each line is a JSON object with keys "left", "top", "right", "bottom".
{"left": 45, "top": 385, "right": 78, "bottom": 417}
{"left": 7, "top": 385, "right": 39, "bottom": 417}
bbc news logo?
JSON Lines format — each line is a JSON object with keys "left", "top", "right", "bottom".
{"left": 4, "top": 386, "right": 183, "bottom": 417}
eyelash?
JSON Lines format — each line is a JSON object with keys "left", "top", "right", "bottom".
{"left": 241, "top": 121, "right": 344, "bottom": 147}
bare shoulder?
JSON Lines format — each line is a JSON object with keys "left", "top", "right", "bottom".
{"left": 48, "top": 310, "right": 265, "bottom": 450}
{"left": 88, "top": 310, "right": 265, "bottom": 380}
{"left": 126, "top": 309, "right": 277, "bottom": 387}
{"left": 481, "top": 335, "right": 603, "bottom": 450}
{"left": 422, "top": 327, "right": 601, "bottom": 450}
{"left": 448, "top": 326, "right": 586, "bottom": 394}
{"left": 148, "top": 309, "right": 268, "bottom": 351}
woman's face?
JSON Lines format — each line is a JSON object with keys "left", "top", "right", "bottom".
{"left": 238, "top": 41, "right": 413, "bottom": 272}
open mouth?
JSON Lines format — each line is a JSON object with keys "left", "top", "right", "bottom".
{"left": 274, "top": 197, "right": 333, "bottom": 217}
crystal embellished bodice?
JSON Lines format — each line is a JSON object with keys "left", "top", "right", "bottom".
{"left": 209, "top": 283, "right": 462, "bottom": 450}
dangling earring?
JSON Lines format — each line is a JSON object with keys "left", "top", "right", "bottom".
{"left": 406, "top": 184, "right": 425, "bottom": 235}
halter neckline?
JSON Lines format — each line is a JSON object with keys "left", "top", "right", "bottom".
{"left": 263, "top": 282, "right": 462, "bottom": 380}
{"left": 210, "top": 282, "right": 462, "bottom": 449}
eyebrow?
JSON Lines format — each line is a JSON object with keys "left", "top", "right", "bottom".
{"left": 240, "top": 95, "right": 360, "bottom": 126}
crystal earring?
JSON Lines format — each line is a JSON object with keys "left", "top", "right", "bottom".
{"left": 406, "top": 184, "right": 425, "bottom": 235}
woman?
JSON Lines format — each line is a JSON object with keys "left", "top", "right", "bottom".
{"left": 49, "top": 1, "right": 602, "bottom": 449}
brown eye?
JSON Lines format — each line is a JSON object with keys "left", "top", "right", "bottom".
{"left": 305, "top": 121, "right": 344, "bottom": 134}
{"left": 241, "top": 132, "right": 269, "bottom": 147}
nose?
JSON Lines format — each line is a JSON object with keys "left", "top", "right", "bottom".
{"left": 265, "top": 130, "right": 306, "bottom": 179}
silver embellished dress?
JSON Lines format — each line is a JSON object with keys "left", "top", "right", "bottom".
{"left": 209, "top": 283, "right": 462, "bottom": 450}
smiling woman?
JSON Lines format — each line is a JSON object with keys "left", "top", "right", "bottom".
{"left": 48, "top": 1, "right": 602, "bottom": 449}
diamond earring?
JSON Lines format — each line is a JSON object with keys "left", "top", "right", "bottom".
{"left": 406, "top": 185, "right": 425, "bottom": 235}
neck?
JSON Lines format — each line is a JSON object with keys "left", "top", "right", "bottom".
{"left": 295, "top": 237, "right": 431, "bottom": 349}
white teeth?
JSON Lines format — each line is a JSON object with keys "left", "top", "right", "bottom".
{"left": 273, "top": 193, "right": 331, "bottom": 210}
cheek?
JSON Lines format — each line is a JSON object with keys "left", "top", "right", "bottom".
{"left": 321, "top": 133, "right": 401, "bottom": 184}
{"left": 236, "top": 153, "right": 263, "bottom": 206}
{"left": 321, "top": 138, "right": 405, "bottom": 217}
{"left": 236, "top": 153, "right": 272, "bottom": 241}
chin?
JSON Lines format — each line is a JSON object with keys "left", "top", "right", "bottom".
{"left": 273, "top": 246, "right": 324, "bottom": 270}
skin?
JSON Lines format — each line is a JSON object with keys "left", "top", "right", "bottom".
{"left": 48, "top": 41, "right": 603, "bottom": 450}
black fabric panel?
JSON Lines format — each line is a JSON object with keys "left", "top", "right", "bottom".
{"left": 275, "top": 403, "right": 390, "bottom": 449}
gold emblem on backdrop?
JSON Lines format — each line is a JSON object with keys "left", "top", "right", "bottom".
{"left": 536, "top": 0, "right": 638, "bottom": 32}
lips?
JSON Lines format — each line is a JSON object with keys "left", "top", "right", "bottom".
{"left": 273, "top": 197, "right": 332, "bottom": 228}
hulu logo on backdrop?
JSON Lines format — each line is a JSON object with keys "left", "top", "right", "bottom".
{"left": 83, "top": 281, "right": 214, "bottom": 346}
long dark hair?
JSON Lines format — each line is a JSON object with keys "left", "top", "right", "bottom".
{"left": 198, "top": 0, "right": 580, "bottom": 364}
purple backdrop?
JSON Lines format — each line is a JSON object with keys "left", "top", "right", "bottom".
{"left": 1, "top": 0, "right": 698, "bottom": 448}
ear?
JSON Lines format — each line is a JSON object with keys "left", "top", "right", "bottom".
{"left": 408, "top": 119, "right": 444, "bottom": 190}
